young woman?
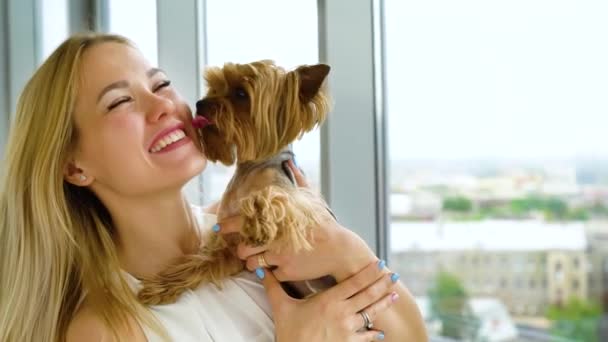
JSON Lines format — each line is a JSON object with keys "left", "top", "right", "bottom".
{"left": 0, "top": 33, "right": 426, "bottom": 342}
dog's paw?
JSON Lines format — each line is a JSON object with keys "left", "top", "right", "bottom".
{"left": 240, "top": 187, "right": 286, "bottom": 246}
{"left": 239, "top": 186, "right": 314, "bottom": 252}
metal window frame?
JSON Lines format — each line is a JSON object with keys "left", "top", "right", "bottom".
{"left": 318, "top": 0, "right": 388, "bottom": 260}
{"left": 1, "top": 0, "right": 42, "bottom": 159}
{"left": 0, "top": 0, "right": 9, "bottom": 158}
{"left": 6, "top": 0, "right": 41, "bottom": 116}
{"left": 68, "top": 0, "right": 107, "bottom": 33}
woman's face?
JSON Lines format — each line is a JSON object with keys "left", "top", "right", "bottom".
{"left": 70, "top": 42, "right": 206, "bottom": 198}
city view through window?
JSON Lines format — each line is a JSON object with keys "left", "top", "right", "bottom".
{"left": 386, "top": 1, "right": 608, "bottom": 341}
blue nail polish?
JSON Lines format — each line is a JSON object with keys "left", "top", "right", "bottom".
{"left": 391, "top": 273, "right": 400, "bottom": 283}
{"left": 377, "top": 332, "right": 385, "bottom": 340}
{"left": 212, "top": 224, "right": 220, "bottom": 233}
{"left": 292, "top": 157, "right": 299, "bottom": 167}
{"left": 255, "top": 267, "right": 265, "bottom": 280}
{"left": 377, "top": 260, "right": 386, "bottom": 270}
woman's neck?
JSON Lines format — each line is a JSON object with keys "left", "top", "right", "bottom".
{"left": 103, "top": 191, "right": 200, "bottom": 279}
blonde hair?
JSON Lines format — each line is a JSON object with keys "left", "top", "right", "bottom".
{"left": 0, "top": 33, "right": 167, "bottom": 342}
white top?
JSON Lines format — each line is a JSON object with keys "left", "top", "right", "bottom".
{"left": 123, "top": 209, "right": 275, "bottom": 342}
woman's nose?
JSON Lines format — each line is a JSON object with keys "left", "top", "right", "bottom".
{"left": 147, "top": 94, "right": 176, "bottom": 122}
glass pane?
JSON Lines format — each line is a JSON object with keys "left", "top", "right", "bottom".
{"left": 108, "top": 0, "right": 158, "bottom": 66}
{"left": 40, "top": 0, "right": 68, "bottom": 62}
{"left": 385, "top": 1, "right": 608, "bottom": 341}
{"left": 203, "top": 0, "right": 320, "bottom": 204}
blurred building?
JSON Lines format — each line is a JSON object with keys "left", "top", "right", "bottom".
{"left": 585, "top": 221, "right": 608, "bottom": 306}
{"left": 390, "top": 220, "right": 588, "bottom": 316}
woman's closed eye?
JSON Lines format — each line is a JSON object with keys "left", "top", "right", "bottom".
{"left": 107, "top": 96, "right": 133, "bottom": 111}
{"left": 106, "top": 80, "right": 172, "bottom": 112}
{"left": 154, "top": 80, "right": 171, "bottom": 92}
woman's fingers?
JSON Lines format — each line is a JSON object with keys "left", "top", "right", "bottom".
{"left": 349, "top": 272, "right": 400, "bottom": 314}
{"left": 214, "top": 215, "right": 244, "bottom": 235}
{"left": 356, "top": 329, "right": 386, "bottom": 342}
{"left": 284, "top": 159, "right": 309, "bottom": 188}
{"left": 350, "top": 290, "right": 400, "bottom": 332}
{"left": 324, "top": 259, "right": 385, "bottom": 301}
{"left": 237, "top": 244, "right": 267, "bottom": 260}
{"left": 257, "top": 268, "right": 295, "bottom": 315}
{"left": 245, "top": 252, "right": 282, "bottom": 271}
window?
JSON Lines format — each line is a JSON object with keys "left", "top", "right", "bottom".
{"left": 40, "top": 0, "right": 68, "bottom": 61}
{"left": 108, "top": 0, "right": 158, "bottom": 66}
{"left": 202, "top": 0, "right": 320, "bottom": 204}
{"left": 385, "top": 1, "right": 608, "bottom": 340}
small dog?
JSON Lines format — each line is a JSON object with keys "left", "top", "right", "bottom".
{"left": 137, "top": 60, "right": 336, "bottom": 305}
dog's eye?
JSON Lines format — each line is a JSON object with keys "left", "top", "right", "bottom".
{"left": 234, "top": 87, "right": 248, "bottom": 99}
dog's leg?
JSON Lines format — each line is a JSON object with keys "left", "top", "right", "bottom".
{"left": 240, "top": 185, "right": 337, "bottom": 298}
{"left": 239, "top": 185, "right": 327, "bottom": 252}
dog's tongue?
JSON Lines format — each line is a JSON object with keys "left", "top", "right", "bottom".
{"left": 192, "top": 116, "right": 212, "bottom": 129}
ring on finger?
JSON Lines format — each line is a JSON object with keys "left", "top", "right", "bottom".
{"left": 258, "top": 254, "right": 270, "bottom": 268}
{"left": 359, "top": 310, "right": 373, "bottom": 330}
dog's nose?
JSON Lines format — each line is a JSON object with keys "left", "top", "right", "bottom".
{"left": 196, "top": 99, "right": 211, "bottom": 114}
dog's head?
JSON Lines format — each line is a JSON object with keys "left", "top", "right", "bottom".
{"left": 194, "top": 60, "right": 331, "bottom": 165}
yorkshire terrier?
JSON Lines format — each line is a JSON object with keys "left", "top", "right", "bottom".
{"left": 137, "top": 60, "right": 336, "bottom": 305}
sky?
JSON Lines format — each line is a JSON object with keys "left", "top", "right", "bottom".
{"left": 385, "top": 0, "right": 608, "bottom": 161}
{"left": 40, "top": 0, "right": 608, "bottom": 162}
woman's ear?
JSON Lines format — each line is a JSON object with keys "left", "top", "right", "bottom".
{"left": 63, "top": 160, "right": 94, "bottom": 186}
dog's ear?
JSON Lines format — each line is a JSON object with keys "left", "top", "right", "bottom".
{"left": 296, "top": 64, "right": 330, "bottom": 103}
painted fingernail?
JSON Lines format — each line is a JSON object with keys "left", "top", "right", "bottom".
{"left": 292, "top": 157, "right": 299, "bottom": 167}
{"left": 377, "top": 259, "right": 386, "bottom": 270}
{"left": 377, "top": 332, "right": 385, "bottom": 340}
{"left": 390, "top": 273, "right": 400, "bottom": 283}
{"left": 212, "top": 224, "right": 220, "bottom": 233}
{"left": 391, "top": 292, "right": 400, "bottom": 303}
{"left": 255, "top": 267, "right": 265, "bottom": 280}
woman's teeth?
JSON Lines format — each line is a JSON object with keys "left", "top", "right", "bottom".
{"left": 150, "top": 129, "right": 186, "bottom": 153}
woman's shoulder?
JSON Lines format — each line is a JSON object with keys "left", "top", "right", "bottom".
{"left": 66, "top": 300, "right": 147, "bottom": 342}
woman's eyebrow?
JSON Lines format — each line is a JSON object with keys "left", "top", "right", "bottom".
{"left": 146, "top": 67, "right": 165, "bottom": 78}
{"left": 97, "top": 80, "right": 129, "bottom": 104}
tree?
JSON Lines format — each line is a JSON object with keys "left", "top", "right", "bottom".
{"left": 544, "top": 198, "right": 569, "bottom": 220}
{"left": 428, "top": 272, "right": 480, "bottom": 339}
{"left": 546, "top": 297, "right": 602, "bottom": 342}
{"left": 443, "top": 196, "right": 473, "bottom": 212}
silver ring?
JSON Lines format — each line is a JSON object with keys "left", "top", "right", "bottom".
{"left": 359, "top": 310, "right": 373, "bottom": 330}
{"left": 258, "top": 254, "right": 270, "bottom": 268}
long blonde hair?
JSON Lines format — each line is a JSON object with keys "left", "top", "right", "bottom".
{"left": 0, "top": 33, "right": 166, "bottom": 342}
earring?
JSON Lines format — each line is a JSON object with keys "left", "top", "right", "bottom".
{"left": 79, "top": 174, "right": 87, "bottom": 181}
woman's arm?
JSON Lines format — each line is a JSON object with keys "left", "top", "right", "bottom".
{"left": 230, "top": 213, "right": 428, "bottom": 341}
{"left": 331, "top": 229, "right": 428, "bottom": 341}
{"left": 286, "top": 160, "right": 428, "bottom": 341}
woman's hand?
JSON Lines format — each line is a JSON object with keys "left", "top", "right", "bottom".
{"left": 217, "top": 159, "right": 376, "bottom": 283}
{"left": 258, "top": 259, "right": 400, "bottom": 342}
